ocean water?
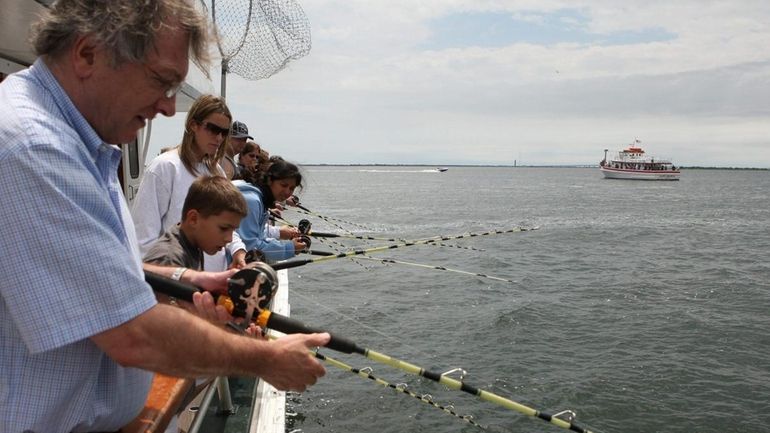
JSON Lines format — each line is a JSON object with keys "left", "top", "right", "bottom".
{"left": 276, "top": 166, "right": 770, "bottom": 433}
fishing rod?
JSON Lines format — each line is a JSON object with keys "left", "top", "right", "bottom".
{"left": 272, "top": 213, "right": 486, "bottom": 254}
{"left": 223, "top": 304, "right": 486, "bottom": 430}
{"left": 314, "top": 352, "right": 485, "bottom": 429}
{"left": 273, "top": 227, "right": 538, "bottom": 271}
{"left": 294, "top": 217, "right": 376, "bottom": 270}
{"left": 294, "top": 219, "right": 490, "bottom": 275}
{"left": 314, "top": 237, "right": 376, "bottom": 271}
{"left": 306, "top": 231, "right": 486, "bottom": 252}
{"left": 145, "top": 270, "right": 595, "bottom": 433}
{"left": 268, "top": 213, "right": 369, "bottom": 266}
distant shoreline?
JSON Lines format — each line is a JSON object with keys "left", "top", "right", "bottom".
{"left": 300, "top": 163, "right": 769, "bottom": 170}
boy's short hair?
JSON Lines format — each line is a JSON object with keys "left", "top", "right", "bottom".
{"left": 181, "top": 176, "right": 248, "bottom": 221}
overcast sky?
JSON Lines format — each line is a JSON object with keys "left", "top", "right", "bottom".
{"left": 149, "top": 1, "right": 770, "bottom": 167}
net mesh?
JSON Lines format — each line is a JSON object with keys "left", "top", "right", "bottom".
{"left": 209, "top": 0, "right": 311, "bottom": 81}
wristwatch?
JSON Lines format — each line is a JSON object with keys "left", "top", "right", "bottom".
{"left": 171, "top": 267, "right": 188, "bottom": 281}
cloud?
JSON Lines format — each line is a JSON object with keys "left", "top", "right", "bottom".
{"left": 148, "top": 0, "right": 770, "bottom": 167}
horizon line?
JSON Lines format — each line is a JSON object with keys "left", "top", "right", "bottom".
{"left": 297, "top": 163, "right": 770, "bottom": 170}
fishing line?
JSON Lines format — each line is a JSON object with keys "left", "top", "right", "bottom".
{"left": 290, "top": 206, "right": 372, "bottom": 230}
{"left": 355, "top": 256, "right": 516, "bottom": 283}
{"left": 289, "top": 289, "right": 417, "bottom": 352}
{"left": 147, "top": 271, "right": 596, "bottom": 433}
{"left": 306, "top": 249, "right": 515, "bottom": 284}
{"left": 273, "top": 227, "right": 538, "bottom": 271}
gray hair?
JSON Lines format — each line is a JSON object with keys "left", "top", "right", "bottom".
{"left": 31, "top": 0, "right": 212, "bottom": 73}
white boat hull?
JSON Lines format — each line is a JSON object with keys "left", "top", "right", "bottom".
{"left": 600, "top": 166, "right": 680, "bottom": 180}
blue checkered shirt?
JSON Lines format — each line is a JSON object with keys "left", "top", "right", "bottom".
{"left": 0, "top": 59, "right": 158, "bottom": 432}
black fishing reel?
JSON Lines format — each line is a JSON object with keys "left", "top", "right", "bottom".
{"left": 227, "top": 261, "right": 279, "bottom": 317}
{"left": 296, "top": 219, "right": 312, "bottom": 251}
{"left": 244, "top": 248, "right": 266, "bottom": 264}
{"left": 297, "top": 218, "right": 312, "bottom": 235}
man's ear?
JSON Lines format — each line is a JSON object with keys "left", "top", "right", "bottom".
{"left": 70, "top": 35, "right": 101, "bottom": 78}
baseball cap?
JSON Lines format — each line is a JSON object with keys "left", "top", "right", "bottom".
{"left": 231, "top": 120, "right": 253, "bottom": 139}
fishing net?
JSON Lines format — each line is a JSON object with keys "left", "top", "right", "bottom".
{"left": 207, "top": 0, "right": 312, "bottom": 82}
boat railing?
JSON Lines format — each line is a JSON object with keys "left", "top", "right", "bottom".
{"left": 611, "top": 156, "right": 674, "bottom": 165}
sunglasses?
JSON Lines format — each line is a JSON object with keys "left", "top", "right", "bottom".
{"left": 201, "top": 122, "right": 230, "bottom": 137}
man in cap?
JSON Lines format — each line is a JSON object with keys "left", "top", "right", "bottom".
{"left": 223, "top": 120, "right": 253, "bottom": 179}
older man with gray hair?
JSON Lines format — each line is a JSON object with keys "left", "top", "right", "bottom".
{"left": 0, "top": 1, "right": 328, "bottom": 432}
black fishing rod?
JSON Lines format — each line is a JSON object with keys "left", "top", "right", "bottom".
{"left": 306, "top": 230, "right": 486, "bottom": 252}
{"left": 145, "top": 269, "right": 595, "bottom": 433}
{"left": 315, "top": 351, "right": 485, "bottom": 429}
{"left": 273, "top": 214, "right": 487, "bottom": 254}
{"left": 253, "top": 311, "right": 593, "bottom": 432}
{"left": 221, "top": 297, "right": 486, "bottom": 430}
{"left": 294, "top": 217, "right": 375, "bottom": 271}
{"left": 273, "top": 227, "right": 537, "bottom": 271}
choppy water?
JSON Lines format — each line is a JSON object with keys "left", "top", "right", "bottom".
{"left": 277, "top": 166, "right": 770, "bottom": 433}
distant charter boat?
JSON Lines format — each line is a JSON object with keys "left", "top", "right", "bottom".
{"left": 600, "top": 140, "right": 680, "bottom": 181}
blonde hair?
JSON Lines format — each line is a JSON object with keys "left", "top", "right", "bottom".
{"left": 32, "top": 0, "right": 211, "bottom": 73}
{"left": 179, "top": 94, "right": 232, "bottom": 176}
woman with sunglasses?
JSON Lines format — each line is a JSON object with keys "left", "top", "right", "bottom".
{"left": 131, "top": 94, "right": 247, "bottom": 270}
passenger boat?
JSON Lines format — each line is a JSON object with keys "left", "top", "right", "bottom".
{"left": 599, "top": 140, "right": 680, "bottom": 180}
{"left": 0, "top": 1, "right": 285, "bottom": 432}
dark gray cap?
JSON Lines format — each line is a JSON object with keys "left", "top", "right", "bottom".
{"left": 231, "top": 120, "right": 253, "bottom": 139}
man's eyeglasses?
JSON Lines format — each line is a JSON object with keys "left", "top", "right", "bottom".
{"left": 145, "top": 64, "right": 183, "bottom": 99}
{"left": 201, "top": 122, "right": 230, "bottom": 137}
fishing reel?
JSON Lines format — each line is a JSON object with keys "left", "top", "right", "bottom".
{"left": 244, "top": 248, "right": 266, "bottom": 264}
{"left": 226, "top": 261, "right": 279, "bottom": 317}
{"left": 297, "top": 219, "right": 312, "bottom": 250}
{"left": 297, "top": 218, "right": 311, "bottom": 235}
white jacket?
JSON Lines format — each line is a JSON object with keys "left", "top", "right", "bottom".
{"left": 130, "top": 148, "right": 245, "bottom": 271}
